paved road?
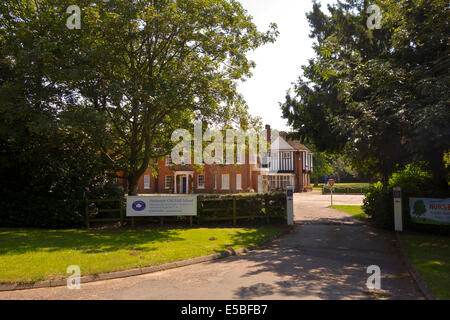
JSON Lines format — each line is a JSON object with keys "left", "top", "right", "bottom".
{"left": 0, "top": 192, "right": 423, "bottom": 300}
{"left": 294, "top": 191, "right": 365, "bottom": 224}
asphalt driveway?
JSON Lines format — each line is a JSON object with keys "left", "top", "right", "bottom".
{"left": 0, "top": 192, "right": 423, "bottom": 300}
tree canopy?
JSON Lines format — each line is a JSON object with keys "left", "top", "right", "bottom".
{"left": 281, "top": 0, "right": 449, "bottom": 188}
{"left": 1, "top": 0, "right": 278, "bottom": 195}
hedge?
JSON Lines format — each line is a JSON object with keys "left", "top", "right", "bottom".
{"left": 362, "top": 165, "right": 450, "bottom": 233}
{"left": 87, "top": 192, "right": 287, "bottom": 227}
{"left": 197, "top": 192, "right": 287, "bottom": 224}
{"left": 322, "top": 186, "right": 369, "bottom": 194}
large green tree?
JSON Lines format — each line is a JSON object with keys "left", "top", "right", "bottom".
{"left": 1, "top": 0, "right": 278, "bottom": 195}
{"left": 281, "top": 0, "right": 449, "bottom": 188}
{"left": 307, "top": 146, "right": 333, "bottom": 186}
{"left": 70, "top": 0, "right": 277, "bottom": 194}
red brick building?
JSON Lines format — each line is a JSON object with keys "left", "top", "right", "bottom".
{"left": 125, "top": 126, "right": 313, "bottom": 194}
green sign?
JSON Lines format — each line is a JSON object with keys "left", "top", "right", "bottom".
{"left": 409, "top": 198, "right": 450, "bottom": 225}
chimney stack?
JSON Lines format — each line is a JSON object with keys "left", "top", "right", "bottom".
{"left": 265, "top": 124, "right": 271, "bottom": 145}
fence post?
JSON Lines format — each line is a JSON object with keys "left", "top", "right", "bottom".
{"left": 232, "top": 197, "right": 237, "bottom": 226}
{"left": 197, "top": 197, "right": 201, "bottom": 225}
{"left": 85, "top": 199, "right": 90, "bottom": 229}
{"left": 120, "top": 198, "right": 124, "bottom": 227}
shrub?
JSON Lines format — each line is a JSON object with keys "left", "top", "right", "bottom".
{"left": 363, "top": 182, "right": 394, "bottom": 228}
{"left": 363, "top": 164, "right": 449, "bottom": 230}
{"left": 197, "top": 192, "right": 286, "bottom": 223}
{"left": 323, "top": 186, "right": 369, "bottom": 194}
{"left": 0, "top": 181, "right": 124, "bottom": 229}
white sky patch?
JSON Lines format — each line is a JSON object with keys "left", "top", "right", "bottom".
{"left": 238, "top": 0, "right": 337, "bottom": 131}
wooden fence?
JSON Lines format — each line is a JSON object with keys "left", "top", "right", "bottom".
{"left": 85, "top": 193, "right": 287, "bottom": 229}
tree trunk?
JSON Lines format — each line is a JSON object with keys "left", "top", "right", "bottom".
{"left": 381, "top": 173, "right": 390, "bottom": 187}
{"left": 430, "top": 157, "right": 449, "bottom": 192}
{"left": 128, "top": 175, "right": 139, "bottom": 196}
{"left": 314, "top": 176, "right": 319, "bottom": 187}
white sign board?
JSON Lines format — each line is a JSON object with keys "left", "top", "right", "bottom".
{"left": 127, "top": 196, "right": 197, "bottom": 217}
{"left": 409, "top": 198, "right": 450, "bottom": 225}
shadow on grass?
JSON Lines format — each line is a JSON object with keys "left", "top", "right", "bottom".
{"left": 0, "top": 226, "right": 284, "bottom": 256}
{"left": 0, "top": 228, "right": 185, "bottom": 255}
{"left": 219, "top": 226, "right": 284, "bottom": 252}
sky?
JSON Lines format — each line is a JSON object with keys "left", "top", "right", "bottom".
{"left": 238, "top": 0, "right": 337, "bottom": 132}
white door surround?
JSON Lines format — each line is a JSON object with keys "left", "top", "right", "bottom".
{"left": 173, "top": 171, "right": 194, "bottom": 194}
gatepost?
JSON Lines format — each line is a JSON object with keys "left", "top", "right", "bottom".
{"left": 286, "top": 186, "right": 294, "bottom": 226}
{"left": 393, "top": 186, "right": 403, "bottom": 232}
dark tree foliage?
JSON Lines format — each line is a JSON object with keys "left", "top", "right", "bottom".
{"left": 281, "top": 0, "right": 449, "bottom": 188}
{"left": 0, "top": 1, "right": 276, "bottom": 227}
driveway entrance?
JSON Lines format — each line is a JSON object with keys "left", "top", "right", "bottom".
{"left": 294, "top": 191, "right": 365, "bottom": 224}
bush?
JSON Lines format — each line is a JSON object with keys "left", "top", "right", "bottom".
{"left": 363, "top": 164, "right": 449, "bottom": 230}
{"left": 363, "top": 182, "right": 394, "bottom": 228}
{"left": 0, "top": 181, "right": 124, "bottom": 229}
{"left": 323, "top": 186, "right": 369, "bottom": 194}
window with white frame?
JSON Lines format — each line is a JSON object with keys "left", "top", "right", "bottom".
{"left": 268, "top": 175, "right": 292, "bottom": 190}
{"left": 165, "top": 154, "right": 172, "bottom": 166}
{"left": 221, "top": 174, "right": 230, "bottom": 190}
{"left": 236, "top": 151, "right": 244, "bottom": 164}
{"left": 198, "top": 175, "right": 205, "bottom": 189}
{"left": 236, "top": 174, "right": 242, "bottom": 190}
{"left": 144, "top": 175, "right": 150, "bottom": 189}
{"left": 165, "top": 176, "right": 173, "bottom": 189}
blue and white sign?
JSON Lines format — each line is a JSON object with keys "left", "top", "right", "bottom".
{"left": 127, "top": 196, "right": 197, "bottom": 217}
{"left": 409, "top": 198, "right": 450, "bottom": 225}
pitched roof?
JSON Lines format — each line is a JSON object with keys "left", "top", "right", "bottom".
{"left": 278, "top": 132, "right": 312, "bottom": 153}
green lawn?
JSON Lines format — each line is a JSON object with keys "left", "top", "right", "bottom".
{"left": 331, "top": 205, "right": 368, "bottom": 220}
{"left": 399, "top": 233, "right": 450, "bottom": 300}
{"left": 0, "top": 226, "right": 285, "bottom": 283}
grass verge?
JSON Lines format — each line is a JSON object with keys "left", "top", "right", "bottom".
{"left": 399, "top": 232, "right": 450, "bottom": 300}
{"left": 330, "top": 205, "right": 368, "bottom": 220}
{"left": 0, "top": 226, "right": 285, "bottom": 283}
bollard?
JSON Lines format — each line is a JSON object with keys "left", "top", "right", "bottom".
{"left": 393, "top": 187, "right": 403, "bottom": 232}
{"left": 286, "top": 186, "right": 294, "bottom": 226}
